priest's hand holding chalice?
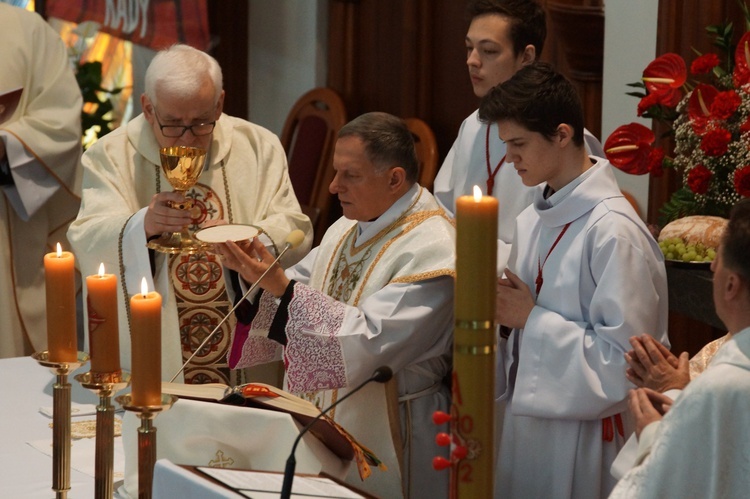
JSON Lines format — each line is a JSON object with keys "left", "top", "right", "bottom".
{"left": 146, "top": 145, "right": 208, "bottom": 254}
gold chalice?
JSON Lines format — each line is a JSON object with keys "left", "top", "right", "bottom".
{"left": 147, "top": 145, "right": 208, "bottom": 254}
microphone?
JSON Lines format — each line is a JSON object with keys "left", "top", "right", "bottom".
{"left": 169, "top": 229, "right": 306, "bottom": 382}
{"left": 280, "top": 366, "right": 393, "bottom": 499}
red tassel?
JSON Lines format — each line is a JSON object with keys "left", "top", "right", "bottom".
{"left": 432, "top": 411, "right": 451, "bottom": 425}
{"left": 435, "top": 432, "right": 451, "bottom": 447}
{"left": 433, "top": 456, "right": 451, "bottom": 471}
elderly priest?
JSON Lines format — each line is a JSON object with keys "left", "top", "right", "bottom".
{"left": 214, "top": 112, "right": 456, "bottom": 499}
{"left": 68, "top": 44, "right": 312, "bottom": 385}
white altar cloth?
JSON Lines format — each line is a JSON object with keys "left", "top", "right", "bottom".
{"left": 0, "top": 356, "right": 118, "bottom": 498}
{"left": 153, "top": 459, "right": 242, "bottom": 498}
{"left": 120, "top": 397, "right": 351, "bottom": 498}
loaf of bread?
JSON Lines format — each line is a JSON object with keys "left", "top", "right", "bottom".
{"left": 658, "top": 215, "right": 728, "bottom": 248}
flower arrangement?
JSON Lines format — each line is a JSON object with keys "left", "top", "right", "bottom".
{"left": 65, "top": 20, "right": 125, "bottom": 150}
{"left": 604, "top": 8, "right": 750, "bottom": 223}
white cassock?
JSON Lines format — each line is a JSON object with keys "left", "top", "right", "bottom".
{"left": 609, "top": 327, "right": 750, "bottom": 499}
{"left": 68, "top": 114, "right": 312, "bottom": 382}
{"left": 433, "top": 108, "right": 605, "bottom": 271}
{"left": 496, "top": 159, "right": 669, "bottom": 499}
{"left": 0, "top": 4, "right": 82, "bottom": 357}
{"left": 229, "top": 184, "right": 455, "bottom": 499}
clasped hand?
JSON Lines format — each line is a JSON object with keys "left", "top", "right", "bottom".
{"left": 628, "top": 387, "right": 674, "bottom": 437}
{"left": 625, "top": 334, "right": 690, "bottom": 392}
{"left": 496, "top": 269, "right": 535, "bottom": 330}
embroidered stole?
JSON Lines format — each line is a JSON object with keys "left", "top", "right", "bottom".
{"left": 169, "top": 178, "right": 236, "bottom": 385}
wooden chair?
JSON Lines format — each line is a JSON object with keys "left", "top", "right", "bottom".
{"left": 404, "top": 117, "right": 439, "bottom": 192}
{"left": 281, "top": 88, "right": 347, "bottom": 246}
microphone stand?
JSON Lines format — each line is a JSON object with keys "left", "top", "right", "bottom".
{"left": 280, "top": 367, "right": 392, "bottom": 499}
{"left": 169, "top": 240, "right": 296, "bottom": 383}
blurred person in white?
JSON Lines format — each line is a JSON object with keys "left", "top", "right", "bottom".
{"left": 0, "top": 3, "right": 82, "bottom": 358}
{"left": 68, "top": 44, "right": 312, "bottom": 384}
{"left": 609, "top": 197, "right": 750, "bottom": 499}
{"left": 433, "top": 0, "right": 605, "bottom": 272}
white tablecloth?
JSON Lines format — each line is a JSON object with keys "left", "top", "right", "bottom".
{"left": 0, "top": 356, "right": 350, "bottom": 498}
{"left": 122, "top": 394, "right": 350, "bottom": 497}
{"left": 0, "top": 356, "right": 117, "bottom": 498}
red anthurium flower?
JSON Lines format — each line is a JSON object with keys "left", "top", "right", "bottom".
{"left": 604, "top": 123, "right": 655, "bottom": 175}
{"left": 734, "top": 32, "right": 750, "bottom": 86}
{"left": 687, "top": 165, "right": 712, "bottom": 194}
{"left": 637, "top": 92, "right": 662, "bottom": 117}
{"left": 642, "top": 53, "right": 687, "bottom": 107}
{"left": 687, "top": 84, "right": 719, "bottom": 135}
{"left": 735, "top": 165, "right": 750, "bottom": 197}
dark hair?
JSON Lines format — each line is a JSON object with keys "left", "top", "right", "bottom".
{"left": 466, "top": 0, "right": 547, "bottom": 57}
{"left": 477, "top": 61, "right": 585, "bottom": 146}
{"left": 338, "top": 112, "right": 419, "bottom": 183}
{"left": 723, "top": 198, "right": 750, "bottom": 281}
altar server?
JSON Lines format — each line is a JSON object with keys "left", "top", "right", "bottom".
{"left": 433, "top": 0, "right": 604, "bottom": 272}
{"left": 216, "top": 112, "right": 455, "bottom": 499}
{"left": 480, "top": 62, "right": 669, "bottom": 498}
{"left": 609, "top": 198, "right": 750, "bottom": 499}
{"left": 68, "top": 44, "right": 312, "bottom": 384}
{"left": 0, "top": 4, "right": 82, "bottom": 358}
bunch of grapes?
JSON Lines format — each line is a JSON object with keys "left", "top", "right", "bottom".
{"left": 658, "top": 237, "right": 716, "bottom": 262}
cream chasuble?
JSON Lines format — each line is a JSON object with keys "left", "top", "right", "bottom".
{"left": 609, "top": 327, "right": 750, "bottom": 499}
{"left": 1, "top": 4, "right": 82, "bottom": 357}
{"left": 68, "top": 113, "right": 312, "bottom": 382}
{"left": 229, "top": 185, "right": 456, "bottom": 499}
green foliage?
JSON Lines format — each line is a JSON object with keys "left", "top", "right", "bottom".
{"left": 75, "top": 61, "right": 123, "bottom": 149}
{"left": 659, "top": 188, "right": 701, "bottom": 226}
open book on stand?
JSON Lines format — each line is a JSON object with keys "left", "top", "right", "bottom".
{"left": 161, "top": 381, "right": 379, "bottom": 468}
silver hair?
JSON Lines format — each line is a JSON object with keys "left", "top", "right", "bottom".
{"left": 144, "top": 44, "right": 223, "bottom": 107}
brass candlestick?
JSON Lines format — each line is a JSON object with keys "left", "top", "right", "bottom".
{"left": 116, "top": 394, "right": 177, "bottom": 499}
{"left": 32, "top": 351, "right": 89, "bottom": 499}
{"left": 75, "top": 371, "right": 130, "bottom": 499}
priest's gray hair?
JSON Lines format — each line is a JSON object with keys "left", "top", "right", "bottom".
{"left": 338, "top": 112, "right": 419, "bottom": 184}
{"left": 144, "top": 44, "right": 223, "bottom": 107}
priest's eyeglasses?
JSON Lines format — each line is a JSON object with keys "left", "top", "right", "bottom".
{"left": 153, "top": 109, "right": 216, "bottom": 137}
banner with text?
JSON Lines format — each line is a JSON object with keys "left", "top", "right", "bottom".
{"left": 47, "top": 0, "right": 209, "bottom": 51}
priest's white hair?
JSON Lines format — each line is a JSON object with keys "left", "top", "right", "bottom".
{"left": 144, "top": 44, "right": 223, "bottom": 106}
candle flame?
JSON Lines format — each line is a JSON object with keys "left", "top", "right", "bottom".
{"left": 140, "top": 277, "right": 148, "bottom": 297}
{"left": 473, "top": 185, "right": 482, "bottom": 202}
{"left": 56, "top": 242, "right": 62, "bottom": 257}
{"left": 98, "top": 262, "right": 105, "bottom": 277}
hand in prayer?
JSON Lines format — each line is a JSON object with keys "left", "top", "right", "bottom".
{"left": 625, "top": 334, "right": 690, "bottom": 392}
{"left": 144, "top": 191, "right": 193, "bottom": 238}
{"left": 628, "top": 387, "right": 674, "bottom": 438}
{"left": 214, "top": 237, "right": 290, "bottom": 298}
{"left": 495, "top": 269, "right": 535, "bottom": 329}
